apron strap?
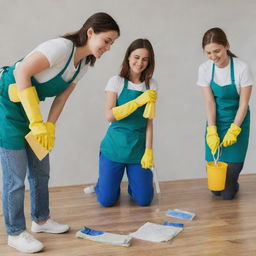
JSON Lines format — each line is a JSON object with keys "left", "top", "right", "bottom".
{"left": 124, "top": 79, "right": 128, "bottom": 89}
{"left": 68, "top": 61, "right": 81, "bottom": 84}
{"left": 230, "top": 57, "right": 235, "bottom": 84}
{"left": 59, "top": 44, "right": 75, "bottom": 76}
{"left": 211, "top": 63, "right": 215, "bottom": 83}
{"left": 58, "top": 44, "right": 82, "bottom": 84}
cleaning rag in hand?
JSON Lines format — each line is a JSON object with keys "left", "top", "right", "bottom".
{"left": 76, "top": 226, "right": 132, "bottom": 247}
{"left": 130, "top": 222, "right": 183, "bottom": 243}
{"left": 166, "top": 209, "right": 196, "bottom": 220}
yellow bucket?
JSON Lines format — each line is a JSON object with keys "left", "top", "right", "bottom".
{"left": 206, "top": 161, "right": 228, "bottom": 191}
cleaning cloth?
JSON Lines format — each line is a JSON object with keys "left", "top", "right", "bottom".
{"left": 166, "top": 209, "right": 196, "bottom": 220}
{"left": 130, "top": 222, "right": 183, "bottom": 243}
{"left": 162, "top": 222, "right": 184, "bottom": 228}
{"left": 76, "top": 226, "right": 132, "bottom": 247}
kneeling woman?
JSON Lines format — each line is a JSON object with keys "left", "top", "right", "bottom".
{"left": 86, "top": 39, "right": 158, "bottom": 206}
{"left": 198, "top": 28, "right": 253, "bottom": 200}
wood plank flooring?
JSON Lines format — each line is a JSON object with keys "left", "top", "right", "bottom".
{"left": 1, "top": 174, "right": 256, "bottom": 256}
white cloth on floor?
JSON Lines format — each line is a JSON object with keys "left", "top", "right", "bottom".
{"left": 130, "top": 222, "right": 183, "bottom": 243}
{"left": 76, "top": 227, "right": 131, "bottom": 247}
{"left": 83, "top": 186, "right": 95, "bottom": 194}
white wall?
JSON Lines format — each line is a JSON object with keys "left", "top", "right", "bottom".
{"left": 1, "top": 0, "right": 256, "bottom": 188}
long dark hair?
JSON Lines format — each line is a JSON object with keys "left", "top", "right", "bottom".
{"left": 120, "top": 39, "right": 155, "bottom": 89}
{"left": 62, "top": 12, "right": 120, "bottom": 66}
{"left": 202, "top": 27, "right": 237, "bottom": 57}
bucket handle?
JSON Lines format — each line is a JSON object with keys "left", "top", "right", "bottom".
{"left": 212, "top": 142, "right": 223, "bottom": 166}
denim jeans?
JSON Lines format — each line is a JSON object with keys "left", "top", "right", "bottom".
{"left": 0, "top": 145, "right": 50, "bottom": 235}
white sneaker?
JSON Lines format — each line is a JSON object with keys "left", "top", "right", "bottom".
{"left": 31, "top": 219, "right": 70, "bottom": 234}
{"left": 84, "top": 185, "right": 95, "bottom": 194}
{"left": 8, "top": 231, "right": 44, "bottom": 253}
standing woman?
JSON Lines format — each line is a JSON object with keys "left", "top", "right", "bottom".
{"left": 0, "top": 12, "right": 119, "bottom": 253}
{"left": 197, "top": 27, "right": 253, "bottom": 200}
{"left": 85, "top": 39, "right": 157, "bottom": 207}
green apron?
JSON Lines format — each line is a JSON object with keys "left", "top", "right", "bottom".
{"left": 0, "top": 44, "right": 81, "bottom": 149}
{"left": 100, "top": 79, "right": 147, "bottom": 164}
{"left": 205, "top": 57, "right": 250, "bottom": 162}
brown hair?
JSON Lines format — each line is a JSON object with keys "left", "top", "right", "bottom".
{"left": 62, "top": 12, "right": 120, "bottom": 66}
{"left": 120, "top": 39, "right": 155, "bottom": 89}
{"left": 202, "top": 27, "right": 236, "bottom": 57}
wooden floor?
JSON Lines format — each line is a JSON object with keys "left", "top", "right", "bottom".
{"left": 1, "top": 174, "right": 256, "bottom": 256}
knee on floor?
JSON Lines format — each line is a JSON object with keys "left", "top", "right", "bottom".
{"left": 97, "top": 195, "right": 118, "bottom": 207}
{"left": 133, "top": 195, "right": 153, "bottom": 206}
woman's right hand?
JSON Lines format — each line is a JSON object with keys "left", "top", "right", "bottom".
{"left": 134, "top": 89, "right": 157, "bottom": 107}
{"left": 206, "top": 125, "right": 220, "bottom": 155}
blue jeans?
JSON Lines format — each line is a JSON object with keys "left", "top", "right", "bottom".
{"left": 0, "top": 145, "right": 50, "bottom": 235}
{"left": 95, "top": 153, "right": 154, "bottom": 207}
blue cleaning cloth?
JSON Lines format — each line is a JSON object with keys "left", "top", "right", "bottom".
{"left": 166, "top": 209, "right": 196, "bottom": 220}
{"left": 162, "top": 222, "right": 184, "bottom": 228}
{"left": 80, "top": 227, "right": 104, "bottom": 236}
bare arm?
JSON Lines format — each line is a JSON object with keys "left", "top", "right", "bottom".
{"left": 145, "top": 119, "right": 153, "bottom": 149}
{"left": 201, "top": 86, "right": 216, "bottom": 126}
{"left": 104, "top": 91, "right": 117, "bottom": 122}
{"left": 233, "top": 86, "right": 252, "bottom": 126}
{"left": 47, "top": 83, "right": 77, "bottom": 124}
{"left": 14, "top": 52, "right": 50, "bottom": 90}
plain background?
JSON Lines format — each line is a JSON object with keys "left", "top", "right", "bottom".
{"left": 0, "top": 0, "right": 256, "bottom": 189}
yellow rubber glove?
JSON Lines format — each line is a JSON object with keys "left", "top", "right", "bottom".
{"left": 45, "top": 122, "right": 56, "bottom": 151}
{"left": 113, "top": 89, "right": 157, "bottom": 121}
{"left": 206, "top": 125, "right": 220, "bottom": 155}
{"left": 8, "top": 83, "right": 20, "bottom": 102}
{"left": 143, "top": 102, "right": 155, "bottom": 119}
{"left": 141, "top": 148, "right": 154, "bottom": 169}
{"left": 222, "top": 123, "right": 241, "bottom": 147}
{"left": 17, "top": 87, "right": 48, "bottom": 149}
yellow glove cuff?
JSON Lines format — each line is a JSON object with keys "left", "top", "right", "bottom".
{"left": 45, "top": 122, "right": 56, "bottom": 134}
{"left": 143, "top": 102, "right": 155, "bottom": 119}
{"left": 207, "top": 125, "right": 217, "bottom": 134}
{"left": 145, "top": 148, "right": 153, "bottom": 154}
{"left": 230, "top": 123, "right": 241, "bottom": 136}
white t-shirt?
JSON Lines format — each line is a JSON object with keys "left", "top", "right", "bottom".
{"left": 197, "top": 58, "right": 254, "bottom": 94}
{"left": 105, "top": 75, "right": 158, "bottom": 96}
{"left": 16, "top": 38, "right": 88, "bottom": 84}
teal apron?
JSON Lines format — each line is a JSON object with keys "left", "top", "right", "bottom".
{"left": 205, "top": 57, "right": 250, "bottom": 162}
{"left": 0, "top": 44, "right": 81, "bottom": 149}
{"left": 100, "top": 79, "right": 147, "bottom": 164}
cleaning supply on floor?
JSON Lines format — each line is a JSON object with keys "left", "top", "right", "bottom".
{"left": 76, "top": 226, "right": 132, "bottom": 247}
{"left": 162, "top": 222, "right": 184, "bottom": 228}
{"left": 83, "top": 185, "right": 95, "bottom": 194}
{"left": 151, "top": 166, "right": 161, "bottom": 212}
{"left": 130, "top": 222, "right": 183, "bottom": 243}
{"left": 166, "top": 209, "right": 196, "bottom": 220}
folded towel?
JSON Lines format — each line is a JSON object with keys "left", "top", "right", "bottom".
{"left": 130, "top": 222, "right": 183, "bottom": 243}
{"left": 76, "top": 226, "right": 132, "bottom": 247}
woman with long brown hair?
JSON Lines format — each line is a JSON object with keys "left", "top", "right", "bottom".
{"left": 0, "top": 12, "right": 119, "bottom": 253}
{"left": 197, "top": 27, "right": 253, "bottom": 200}
{"left": 85, "top": 39, "right": 157, "bottom": 207}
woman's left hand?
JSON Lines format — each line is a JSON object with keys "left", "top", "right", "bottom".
{"left": 45, "top": 122, "right": 56, "bottom": 151}
{"left": 222, "top": 123, "right": 241, "bottom": 147}
{"left": 141, "top": 148, "right": 154, "bottom": 169}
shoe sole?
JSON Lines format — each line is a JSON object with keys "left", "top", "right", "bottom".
{"left": 31, "top": 227, "right": 70, "bottom": 234}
